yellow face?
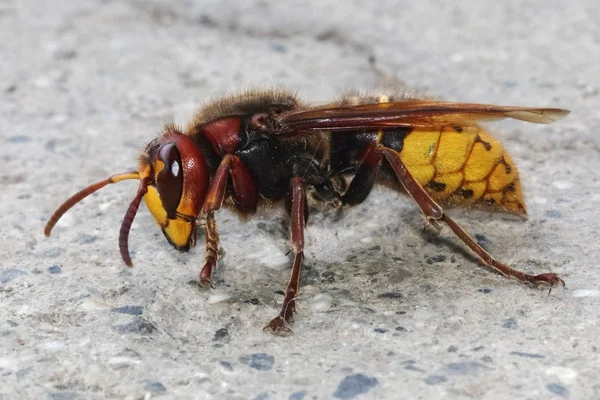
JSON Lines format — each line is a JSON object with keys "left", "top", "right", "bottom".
{"left": 144, "top": 185, "right": 196, "bottom": 250}
{"left": 139, "top": 133, "right": 208, "bottom": 251}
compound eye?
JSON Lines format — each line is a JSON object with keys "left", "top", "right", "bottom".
{"left": 156, "top": 143, "right": 183, "bottom": 218}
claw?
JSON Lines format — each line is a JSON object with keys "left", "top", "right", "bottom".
{"left": 529, "top": 273, "right": 564, "bottom": 295}
{"left": 423, "top": 217, "right": 442, "bottom": 234}
{"left": 263, "top": 295, "right": 297, "bottom": 335}
{"left": 198, "top": 275, "right": 215, "bottom": 289}
{"left": 263, "top": 316, "right": 293, "bottom": 336}
{"left": 198, "top": 257, "right": 217, "bottom": 289}
{"left": 532, "top": 273, "right": 565, "bottom": 288}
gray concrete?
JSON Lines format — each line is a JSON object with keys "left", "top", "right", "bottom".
{"left": 1, "top": 0, "right": 599, "bottom": 399}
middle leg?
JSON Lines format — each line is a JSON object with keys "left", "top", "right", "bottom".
{"left": 264, "top": 177, "right": 307, "bottom": 335}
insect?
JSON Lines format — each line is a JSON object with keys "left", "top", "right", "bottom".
{"left": 44, "top": 88, "right": 569, "bottom": 334}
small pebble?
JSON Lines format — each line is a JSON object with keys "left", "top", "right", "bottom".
{"left": 143, "top": 380, "right": 166, "bottom": 394}
{"left": 545, "top": 209, "right": 562, "bottom": 218}
{"left": 110, "top": 306, "right": 143, "bottom": 316}
{"left": 115, "top": 319, "right": 156, "bottom": 334}
{"left": 47, "top": 265, "right": 62, "bottom": 274}
{"left": 219, "top": 361, "right": 233, "bottom": 372}
{"left": 47, "top": 393, "right": 81, "bottom": 400}
{"left": 333, "top": 374, "right": 378, "bottom": 399}
{"left": 239, "top": 353, "right": 275, "bottom": 371}
{"left": 378, "top": 291, "right": 403, "bottom": 299}
{"left": 8, "top": 135, "right": 31, "bottom": 143}
{"left": 426, "top": 255, "right": 446, "bottom": 264}
{"left": 474, "top": 234, "right": 491, "bottom": 250}
{"left": 271, "top": 43, "right": 287, "bottom": 53}
{"left": 253, "top": 392, "right": 275, "bottom": 400}
{"left": 510, "top": 351, "right": 545, "bottom": 359}
{"left": 404, "top": 364, "right": 425, "bottom": 372}
{"left": 424, "top": 375, "right": 447, "bottom": 385}
{"left": 502, "top": 317, "right": 518, "bottom": 329}
{"left": 214, "top": 328, "right": 229, "bottom": 341}
{"left": 250, "top": 353, "right": 274, "bottom": 371}
{"left": 0, "top": 269, "right": 26, "bottom": 284}
{"left": 546, "top": 383, "right": 569, "bottom": 397}
{"left": 75, "top": 234, "right": 97, "bottom": 244}
{"left": 288, "top": 390, "right": 307, "bottom": 400}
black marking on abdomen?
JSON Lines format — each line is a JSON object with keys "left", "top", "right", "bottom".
{"left": 427, "top": 181, "right": 446, "bottom": 192}
{"left": 500, "top": 156, "right": 512, "bottom": 173}
{"left": 503, "top": 182, "right": 516, "bottom": 193}
{"left": 456, "top": 188, "right": 474, "bottom": 199}
{"left": 475, "top": 135, "right": 492, "bottom": 151}
{"left": 381, "top": 127, "right": 411, "bottom": 152}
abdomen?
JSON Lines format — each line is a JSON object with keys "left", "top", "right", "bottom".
{"left": 397, "top": 125, "right": 526, "bottom": 215}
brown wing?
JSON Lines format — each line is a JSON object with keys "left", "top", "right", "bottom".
{"left": 276, "top": 101, "right": 570, "bottom": 135}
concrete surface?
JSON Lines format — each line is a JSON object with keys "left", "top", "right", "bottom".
{"left": 1, "top": 0, "right": 599, "bottom": 399}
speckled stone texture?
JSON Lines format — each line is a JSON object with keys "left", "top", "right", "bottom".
{"left": 1, "top": 0, "right": 599, "bottom": 399}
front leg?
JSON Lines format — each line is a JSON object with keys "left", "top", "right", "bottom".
{"left": 198, "top": 212, "right": 219, "bottom": 287}
{"left": 198, "top": 154, "right": 259, "bottom": 286}
{"left": 264, "top": 177, "right": 307, "bottom": 335}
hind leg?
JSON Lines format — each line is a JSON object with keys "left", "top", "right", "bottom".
{"left": 379, "top": 147, "right": 564, "bottom": 289}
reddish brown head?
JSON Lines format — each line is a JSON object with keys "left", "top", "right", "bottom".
{"left": 44, "top": 127, "right": 209, "bottom": 266}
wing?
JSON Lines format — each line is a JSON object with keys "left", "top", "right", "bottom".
{"left": 275, "top": 101, "right": 570, "bottom": 135}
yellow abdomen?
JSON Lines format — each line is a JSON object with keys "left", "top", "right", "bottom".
{"left": 399, "top": 125, "right": 526, "bottom": 215}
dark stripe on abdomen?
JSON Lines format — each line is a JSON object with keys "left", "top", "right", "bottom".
{"left": 381, "top": 127, "right": 411, "bottom": 152}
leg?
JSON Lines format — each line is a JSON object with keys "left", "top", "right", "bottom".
{"left": 198, "top": 212, "right": 219, "bottom": 287}
{"left": 264, "top": 177, "right": 306, "bottom": 335}
{"left": 199, "top": 155, "right": 259, "bottom": 286}
{"left": 380, "top": 147, "right": 564, "bottom": 288}
{"left": 197, "top": 155, "right": 231, "bottom": 286}
{"left": 201, "top": 155, "right": 234, "bottom": 215}
{"left": 341, "top": 144, "right": 382, "bottom": 206}
{"left": 201, "top": 154, "right": 259, "bottom": 215}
